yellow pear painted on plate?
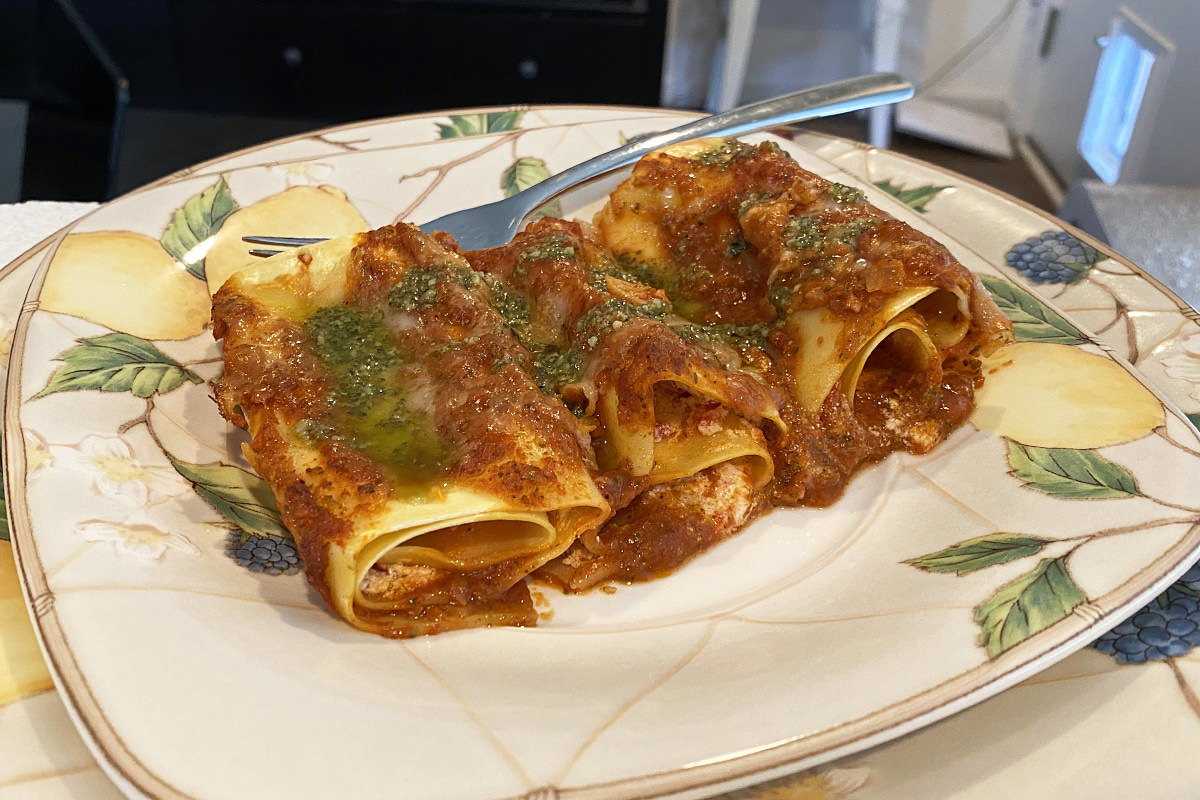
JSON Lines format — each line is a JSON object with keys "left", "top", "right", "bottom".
{"left": 0, "top": 545, "right": 54, "bottom": 706}
{"left": 972, "top": 341, "right": 1164, "bottom": 449}
{"left": 203, "top": 185, "right": 368, "bottom": 296}
{"left": 41, "top": 231, "right": 211, "bottom": 340}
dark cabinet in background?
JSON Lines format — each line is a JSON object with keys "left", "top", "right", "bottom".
{"left": 17, "top": 0, "right": 668, "bottom": 199}
{"left": 168, "top": 0, "right": 668, "bottom": 117}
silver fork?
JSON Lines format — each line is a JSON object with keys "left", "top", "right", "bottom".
{"left": 244, "top": 72, "right": 912, "bottom": 254}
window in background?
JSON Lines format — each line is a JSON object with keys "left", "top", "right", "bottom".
{"left": 1077, "top": 8, "right": 1172, "bottom": 184}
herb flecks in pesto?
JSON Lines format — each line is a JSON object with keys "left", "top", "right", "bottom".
{"left": 493, "top": 353, "right": 522, "bottom": 372}
{"left": 784, "top": 216, "right": 822, "bottom": 251}
{"left": 724, "top": 236, "right": 748, "bottom": 258}
{"left": 518, "top": 235, "right": 575, "bottom": 267}
{"left": 388, "top": 265, "right": 442, "bottom": 312}
{"left": 294, "top": 418, "right": 334, "bottom": 442}
{"left": 783, "top": 215, "right": 876, "bottom": 252}
{"left": 575, "top": 297, "right": 670, "bottom": 344}
{"left": 769, "top": 283, "right": 793, "bottom": 312}
{"left": 737, "top": 192, "right": 776, "bottom": 218}
{"left": 533, "top": 347, "right": 583, "bottom": 395}
{"left": 304, "top": 306, "right": 397, "bottom": 413}
{"left": 677, "top": 321, "right": 771, "bottom": 351}
{"left": 827, "top": 183, "right": 867, "bottom": 205}
{"left": 611, "top": 255, "right": 665, "bottom": 289}
{"left": 453, "top": 264, "right": 483, "bottom": 289}
{"left": 827, "top": 219, "right": 875, "bottom": 246}
{"left": 486, "top": 278, "right": 531, "bottom": 335}
{"left": 691, "top": 139, "right": 755, "bottom": 167}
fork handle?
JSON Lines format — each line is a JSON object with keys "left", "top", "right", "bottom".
{"left": 515, "top": 72, "right": 913, "bottom": 209}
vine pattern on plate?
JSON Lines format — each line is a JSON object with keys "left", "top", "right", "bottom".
{"left": 33, "top": 328, "right": 283, "bottom": 568}
{"left": 29, "top": 125, "right": 1200, "bottom": 670}
{"left": 905, "top": 275, "right": 1200, "bottom": 670}
{"left": 23, "top": 106, "right": 541, "bottom": 576}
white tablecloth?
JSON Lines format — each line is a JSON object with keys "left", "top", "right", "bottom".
{"left": 0, "top": 202, "right": 98, "bottom": 266}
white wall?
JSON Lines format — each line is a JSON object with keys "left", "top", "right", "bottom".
{"left": 663, "top": 0, "right": 1032, "bottom": 112}
{"left": 661, "top": 0, "right": 723, "bottom": 108}
{"left": 662, "top": 0, "right": 871, "bottom": 109}
{"left": 738, "top": 0, "right": 871, "bottom": 103}
{"left": 898, "top": 0, "right": 1033, "bottom": 115}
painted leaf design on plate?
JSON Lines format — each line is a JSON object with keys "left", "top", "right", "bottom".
{"left": 906, "top": 533, "right": 1050, "bottom": 575}
{"left": 979, "top": 274, "right": 1088, "bottom": 345}
{"left": 34, "top": 333, "right": 203, "bottom": 399}
{"left": 1007, "top": 441, "right": 1139, "bottom": 499}
{"left": 1188, "top": 413, "right": 1200, "bottom": 432}
{"left": 161, "top": 177, "right": 238, "bottom": 280}
{"left": 975, "top": 557, "right": 1086, "bottom": 658}
{"left": 437, "top": 110, "right": 524, "bottom": 139}
{"left": 874, "top": 179, "right": 948, "bottom": 212}
{"left": 502, "top": 156, "right": 560, "bottom": 220}
{"left": 171, "top": 459, "right": 288, "bottom": 538}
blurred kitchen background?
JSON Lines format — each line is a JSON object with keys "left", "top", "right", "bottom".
{"left": 1, "top": 0, "right": 1196, "bottom": 291}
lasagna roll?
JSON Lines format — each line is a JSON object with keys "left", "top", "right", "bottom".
{"left": 210, "top": 135, "right": 1014, "bottom": 635}
{"left": 539, "top": 459, "right": 766, "bottom": 591}
{"left": 463, "top": 218, "right": 781, "bottom": 489}
{"left": 596, "top": 137, "right": 1012, "bottom": 505}
{"left": 212, "top": 225, "right": 608, "bottom": 637}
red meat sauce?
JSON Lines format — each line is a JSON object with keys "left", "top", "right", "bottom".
{"left": 213, "top": 139, "right": 1009, "bottom": 631}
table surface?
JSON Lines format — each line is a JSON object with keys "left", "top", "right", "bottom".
{"left": 3, "top": 124, "right": 1200, "bottom": 800}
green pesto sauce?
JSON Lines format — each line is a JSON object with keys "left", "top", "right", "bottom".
{"left": 294, "top": 418, "right": 334, "bottom": 442}
{"left": 724, "top": 236, "right": 748, "bottom": 258}
{"left": 607, "top": 254, "right": 667, "bottom": 290}
{"left": 783, "top": 216, "right": 876, "bottom": 252}
{"left": 677, "top": 321, "right": 770, "bottom": 351}
{"left": 301, "top": 305, "right": 448, "bottom": 487}
{"left": 518, "top": 235, "right": 575, "bottom": 267}
{"left": 827, "top": 183, "right": 867, "bottom": 205}
{"left": 575, "top": 297, "right": 670, "bottom": 346}
{"left": 492, "top": 353, "right": 523, "bottom": 372}
{"left": 692, "top": 139, "right": 755, "bottom": 167}
{"left": 533, "top": 347, "right": 584, "bottom": 395}
{"left": 340, "top": 395, "right": 446, "bottom": 483}
{"left": 737, "top": 191, "right": 776, "bottom": 218}
{"left": 768, "top": 283, "right": 793, "bottom": 311}
{"left": 486, "top": 278, "right": 531, "bottom": 334}
{"left": 385, "top": 262, "right": 480, "bottom": 313}
{"left": 387, "top": 264, "right": 442, "bottom": 312}
{"left": 304, "top": 306, "right": 397, "bottom": 412}
{"left": 454, "top": 264, "right": 484, "bottom": 289}
{"left": 826, "top": 219, "right": 874, "bottom": 245}
{"left": 784, "top": 215, "right": 822, "bottom": 250}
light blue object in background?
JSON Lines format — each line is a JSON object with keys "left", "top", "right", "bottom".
{"left": 1077, "top": 9, "right": 1172, "bottom": 184}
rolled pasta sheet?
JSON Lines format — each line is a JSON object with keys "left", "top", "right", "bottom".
{"left": 589, "top": 318, "right": 781, "bottom": 478}
{"left": 787, "top": 285, "right": 964, "bottom": 414}
{"left": 542, "top": 459, "right": 767, "bottom": 591}
{"left": 463, "top": 218, "right": 783, "bottom": 482}
{"left": 212, "top": 226, "right": 609, "bottom": 638}
{"left": 841, "top": 308, "right": 941, "bottom": 418}
{"left": 594, "top": 137, "right": 1013, "bottom": 506}
{"left": 637, "top": 389, "right": 773, "bottom": 488}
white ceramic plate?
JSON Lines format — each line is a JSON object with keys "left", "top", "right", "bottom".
{"left": 9, "top": 108, "right": 1200, "bottom": 800}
